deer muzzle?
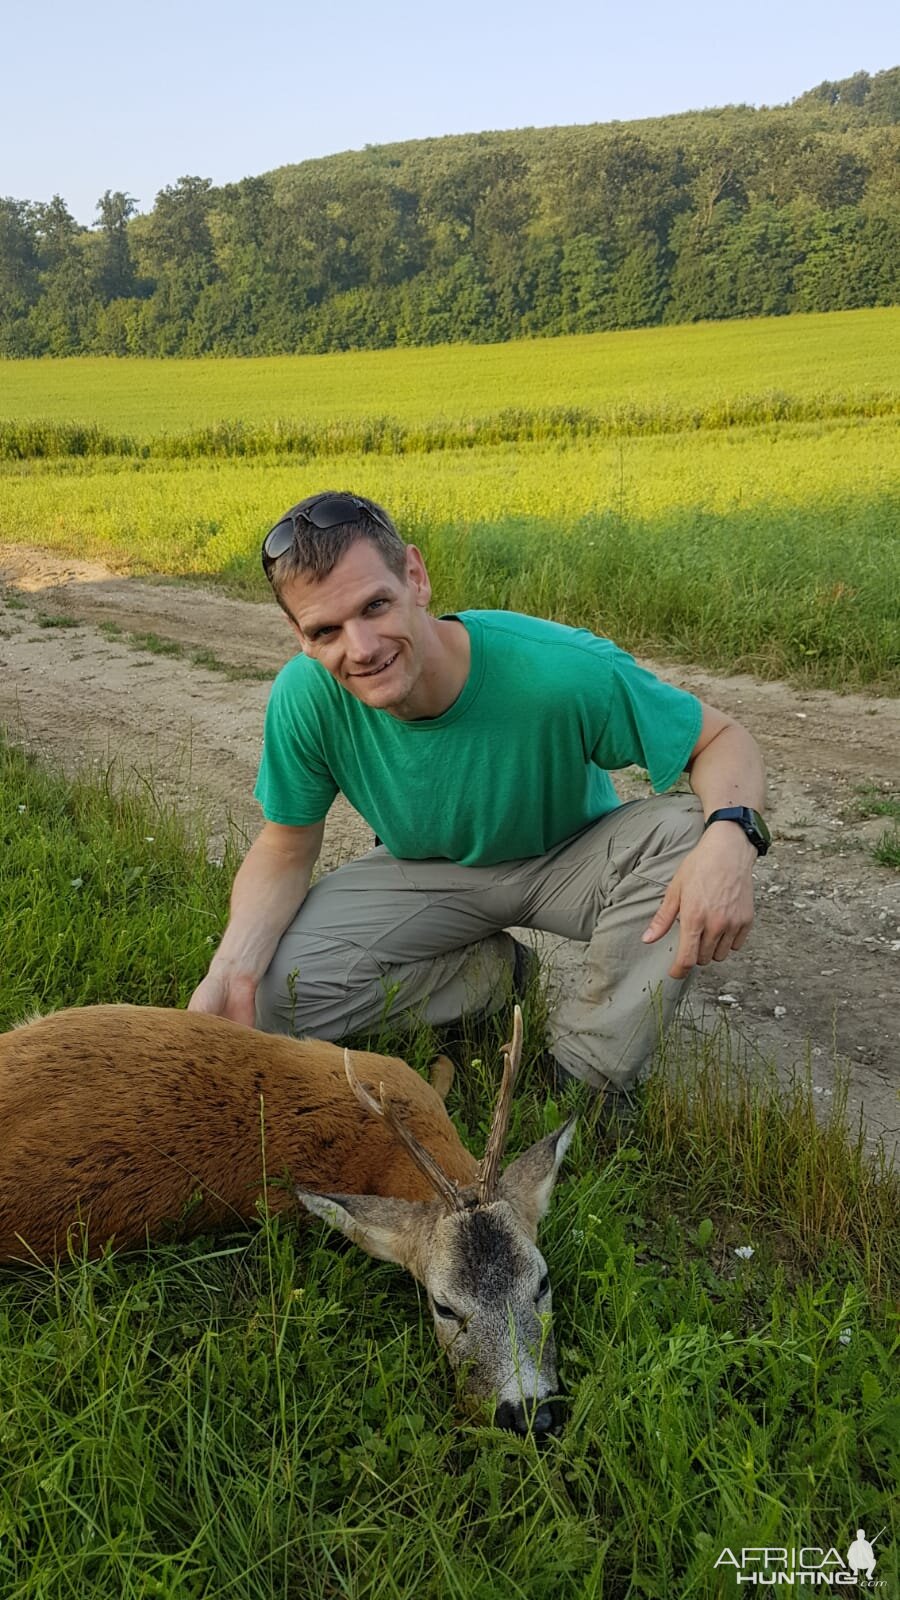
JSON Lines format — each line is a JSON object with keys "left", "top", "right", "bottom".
{"left": 495, "top": 1396, "right": 566, "bottom": 1441}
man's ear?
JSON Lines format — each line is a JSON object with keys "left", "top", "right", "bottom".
{"left": 496, "top": 1117, "right": 577, "bottom": 1239}
{"left": 297, "top": 1191, "right": 432, "bottom": 1275}
{"left": 405, "top": 544, "right": 432, "bottom": 607}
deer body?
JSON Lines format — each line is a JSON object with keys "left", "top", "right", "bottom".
{"left": 0, "top": 1003, "right": 574, "bottom": 1438}
{"left": 0, "top": 1004, "right": 476, "bottom": 1262}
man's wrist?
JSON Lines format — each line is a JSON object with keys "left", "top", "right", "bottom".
{"left": 703, "top": 805, "right": 770, "bottom": 857}
{"left": 208, "top": 951, "right": 263, "bottom": 985}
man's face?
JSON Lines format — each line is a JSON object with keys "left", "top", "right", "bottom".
{"left": 280, "top": 540, "right": 433, "bottom": 715}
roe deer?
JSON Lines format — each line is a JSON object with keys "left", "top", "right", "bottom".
{"left": 0, "top": 1003, "right": 574, "bottom": 1437}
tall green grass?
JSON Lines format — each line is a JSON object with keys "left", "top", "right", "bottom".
{"left": 4, "top": 461, "right": 897, "bottom": 688}
{"left": 2, "top": 309, "right": 898, "bottom": 692}
{"left": 0, "top": 738, "right": 237, "bottom": 1022}
{"left": 0, "top": 740, "right": 897, "bottom": 1598}
{"left": 3, "top": 390, "right": 899, "bottom": 460}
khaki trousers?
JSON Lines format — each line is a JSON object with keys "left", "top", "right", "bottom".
{"left": 255, "top": 794, "right": 705, "bottom": 1091}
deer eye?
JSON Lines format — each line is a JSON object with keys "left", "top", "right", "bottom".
{"left": 536, "top": 1273, "right": 550, "bottom": 1303}
{"left": 432, "top": 1299, "right": 461, "bottom": 1322}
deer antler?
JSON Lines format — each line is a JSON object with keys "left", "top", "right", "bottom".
{"left": 344, "top": 1049, "right": 466, "bottom": 1214}
{"left": 478, "top": 1005, "right": 524, "bottom": 1204}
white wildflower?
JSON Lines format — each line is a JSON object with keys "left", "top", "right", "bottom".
{"left": 733, "top": 1245, "right": 754, "bottom": 1260}
{"left": 70, "top": 877, "right": 83, "bottom": 889}
{"left": 838, "top": 1328, "right": 852, "bottom": 1346}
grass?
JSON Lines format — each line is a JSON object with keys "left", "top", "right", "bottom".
{"left": 127, "top": 632, "right": 271, "bottom": 681}
{"left": 2, "top": 444, "right": 899, "bottom": 692}
{"left": 94, "top": 619, "right": 270, "bottom": 680}
{"left": 2, "top": 391, "right": 899, "bottom": 462}
{"left": 1, "top": 309, "right": 898, "bottom": 432}
{"left": 847, "top": 783, "right": 900, "bottom": 824}
{"left": 0, "top": 738, "right": 898, "bottom": 1597}
{"left": 842, "top": 784, "right": 900, "bottom": 872}
{"left": 0, "top": 736, "right": 237, "bottom": 1019}
{"left": 874, "top": 830, "right": 900, "bottom": 869}
{"left": 1, "top": 309, "right": 899, "bottom": 693}
{"left": 34, "top": 612, "right": 81, "bottom": 628}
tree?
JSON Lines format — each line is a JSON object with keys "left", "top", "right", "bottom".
{"left": 94, "top": 189, "right": 138, "bottom": 301}
{"left": 0, "top": 198, "right": 40, "bottom": 349}
{"left": 613, "top": 234, "right": 668, "bottom": 328}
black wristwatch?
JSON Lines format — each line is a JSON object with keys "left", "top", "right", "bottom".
{"left": 704, "top": 806, "right": 771, "bottom": 856}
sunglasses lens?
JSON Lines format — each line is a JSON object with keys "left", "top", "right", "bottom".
{"left": 306, "top": 494, "right": 365, "bottom": 529}
{"left": 263, "top": 518, "right": 296, "bottom": 562}
{"left": 262, "top": 495, "right": 389, "bottom": 574}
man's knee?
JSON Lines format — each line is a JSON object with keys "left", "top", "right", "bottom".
{"left": 662, "top": 793, "right": 705, "bottom": 852}
{"left": 255, "top": 954, "right": 307, "bottom": 1036}
{"left": 614, "top": 793, "right": 704, "bottom": 882}
{"left": 254, "top": 934, "right": 380, "bottom": 1038}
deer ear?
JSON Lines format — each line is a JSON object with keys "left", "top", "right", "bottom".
{"left": 429, "top": 1054, "right": 455, "bottom": 1101}
{"left": 497, "top": 1116, "right": 577, "bottom": 1239}
{"left": 297, "top": 1191, "right": 431, "bottom": 1273}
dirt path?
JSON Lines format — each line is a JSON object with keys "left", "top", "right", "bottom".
{"left": 2, "top": 543, "right": 898, "bottom": 1153}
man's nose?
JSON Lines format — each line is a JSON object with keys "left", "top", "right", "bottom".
{"left": 344, "top": 621, "right": 380, "bottom": 660}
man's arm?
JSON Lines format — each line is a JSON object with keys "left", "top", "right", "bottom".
{"left": 642, "top": 702, "right": 766, "bottom": 978}
{"left": 188, "top": 818, "right": 326, "bottom": 1026}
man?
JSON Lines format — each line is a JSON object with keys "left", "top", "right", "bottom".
{"left": 189, "top": 490, "right": 769, "bottom": 1099}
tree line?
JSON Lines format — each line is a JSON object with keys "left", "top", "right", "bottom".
{"left": 2, "top": 67, "right": 898, "bottom": 359}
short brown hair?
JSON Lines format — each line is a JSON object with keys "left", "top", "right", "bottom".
{"left": 266, "top": 491, "right": 407, "bottom": 619}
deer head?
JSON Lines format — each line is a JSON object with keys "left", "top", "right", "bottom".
{"left": 297, "top": 1008, "right": 576, "bottom": 1439}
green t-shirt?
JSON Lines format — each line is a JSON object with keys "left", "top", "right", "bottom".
{"left": 254, "top": 610, "right": 703, "bottom": 866}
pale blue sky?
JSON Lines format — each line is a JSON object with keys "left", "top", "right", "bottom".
{"left": 5, "top": 0, "right": 897, "bottom": 225}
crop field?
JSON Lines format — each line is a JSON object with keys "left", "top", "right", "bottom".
{"left": 1, "top": 741, "right": 898, "bottom": 1598}
{"left": 1, "top": 307, "right": 899, "bottom": 690}
{"left": 2, "top": 309, "right": 898, "bottom": 430}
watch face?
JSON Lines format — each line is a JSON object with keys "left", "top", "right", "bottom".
{"left": 749, "top": 809, "right": 772, "bottom": 846}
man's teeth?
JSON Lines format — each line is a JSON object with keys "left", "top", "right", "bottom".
{"left": 360, "top": 653, "right": 397, "bottom": 677}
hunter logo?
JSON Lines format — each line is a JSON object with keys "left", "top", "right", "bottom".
{"left": 713, "top": 1528, "right": 887, "bottom": 1587}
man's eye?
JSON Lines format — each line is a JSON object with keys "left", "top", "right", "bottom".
{"left": 536, "top": 1274, "right": 550, "bottom": 1302}
{"left": 432, "top": 1299, "right": 461, "bottom": 1322}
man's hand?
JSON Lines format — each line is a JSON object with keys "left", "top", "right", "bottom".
{"left": 188, "top": 970, "right": 258, "bottom": 1028}
{"left": 642, "top": 824, "right": 757, "bottom": 979}
{"left": 186, "top": 818, "right": 324, "bottom": 1031}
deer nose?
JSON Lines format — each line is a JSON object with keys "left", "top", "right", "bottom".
{"left": 496, "top": 1398, "right": 565, "bottom": 1440}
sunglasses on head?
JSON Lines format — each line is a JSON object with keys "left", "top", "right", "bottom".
{"left": 261, "top": 493, "right": 392, "bottom": 577}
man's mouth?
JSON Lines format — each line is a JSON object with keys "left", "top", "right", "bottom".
{"left": 354, "top": 651, "right": 398, "bottom": 678}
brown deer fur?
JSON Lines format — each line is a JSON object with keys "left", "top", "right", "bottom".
{"left": 0, "top": 1005, "right": 478, "bottom": 1263}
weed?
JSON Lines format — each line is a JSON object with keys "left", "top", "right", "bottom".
{"left": 130, "top": 630, "right": 183, "bottom": 657}
{"left": 847, "top": 783, "right": 900, "bottom": 823}
{"left": 874, "top": 827, "right": 900, "bottom": 869}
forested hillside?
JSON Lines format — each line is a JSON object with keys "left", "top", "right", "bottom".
{"left": 2, "top": 67, "right": 898, "bottom": 358}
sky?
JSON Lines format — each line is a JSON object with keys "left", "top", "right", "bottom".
{"left": 4, "top": 0, "right": 897, "bottom": 225}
